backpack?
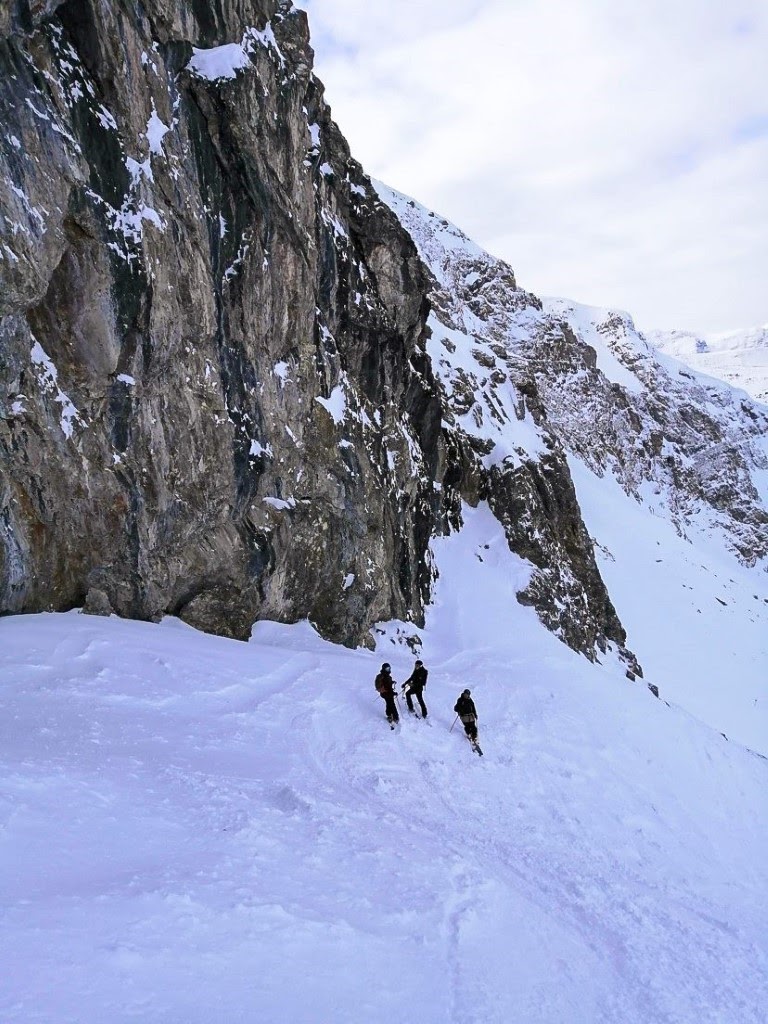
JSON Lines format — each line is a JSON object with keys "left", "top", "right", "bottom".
{"left": 375, "top": 672, "right": 392, "bottom": 695}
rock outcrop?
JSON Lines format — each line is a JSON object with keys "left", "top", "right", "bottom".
{"left": 0, "top": 0, "right": 442, "bottom": 644}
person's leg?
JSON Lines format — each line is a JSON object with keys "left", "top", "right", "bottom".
{"left": 386, "top": 694, "right": 399, "bottom": 722}
{"left": 417, "top": 691, "right": 427, "bottom": 717}
{"left": 405, "top": 690, "right": 415, "bottom": 713}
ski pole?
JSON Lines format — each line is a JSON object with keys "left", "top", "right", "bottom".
{"left": 450, "top": 714, "right": 458, "bottom": 732}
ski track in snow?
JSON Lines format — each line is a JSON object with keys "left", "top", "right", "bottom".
{"left": 1, "top": 508, "right": 767, "bottom": 1023}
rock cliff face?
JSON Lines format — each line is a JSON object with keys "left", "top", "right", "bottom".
{"left": 0, "top": 0, "right": 442, "bottom": 644}
{"left": 2, "top": 1, "right": 764, "bottom": 675}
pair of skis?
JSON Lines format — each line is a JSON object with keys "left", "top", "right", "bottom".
{"left": 467, "top": 735, "right": 484, "bottom": 757}
{"left": 387, "top": 708, "right": 483, "bottom": 756}
{"left": 407, "top": 707, "right": 430, "bottom": 725}
{"left": 450, "top": 713, "right": 484, "bottom": 756}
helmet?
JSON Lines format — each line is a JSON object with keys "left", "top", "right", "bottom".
{"left": 462, "top": 689, "right": 471, "bottom": 696}
{"left": 382, "top": 663, "right": 391, "bottom": 672}
{"left": 415, "top": 660, "right": 423, "bottom": 666}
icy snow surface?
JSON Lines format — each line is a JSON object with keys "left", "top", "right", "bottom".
{"left": 1, "top": 506, "right": 767, "bottom": 1023}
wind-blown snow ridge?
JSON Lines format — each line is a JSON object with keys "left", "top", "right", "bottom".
{"left": 1, "top": 504, "right": 766, "bottom": 1024}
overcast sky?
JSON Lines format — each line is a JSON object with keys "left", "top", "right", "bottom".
{"left": 297, "top": 0, "right": 768, "bottom": 335}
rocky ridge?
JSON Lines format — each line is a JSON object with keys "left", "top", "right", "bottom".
{"left": 376, "top": 184, "right": 768, "bottom": 654}
{"left": 542, "top": 301, "right": 768, "bottom": 568}
{"left": 371, "top": 184, "right": 640, "bottom": 672}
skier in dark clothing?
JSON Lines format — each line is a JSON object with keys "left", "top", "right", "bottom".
{"left": 374, "top": 663, "right": 399, "bottom": 725}
{"left": 454, "top": 689, "right": 478, "bottom": 741}
{"left": 402, "top": 659, "right": 428, "bottom": 717}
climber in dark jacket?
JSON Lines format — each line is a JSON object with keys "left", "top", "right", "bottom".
{"left": 402, "top": 659, "right": 428, "bottom": 717}
{"left": 374, "top": 663, "right": 399, "bottom": 724}
{"left": 454, "top": 689, "right": 478, "bottom": 741}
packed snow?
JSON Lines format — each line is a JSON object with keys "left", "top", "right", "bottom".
{"left": 186, "top": 24, "right": 285, "bottom": 82}
{"left": 1, "top": 505, "right": 767, "bottom": 1024}
{"left": 29, "top": 338, "right": 82, "bottom": 438}
{"left": 145, "top": 108, "right": 170, "bottom": 155}
{"left": 315, "top": 383, "right": 347, "bottom": 425}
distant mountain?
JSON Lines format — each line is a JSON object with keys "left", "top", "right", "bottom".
{"left": 646, "top": 325, "right": 768, "bottom": 404}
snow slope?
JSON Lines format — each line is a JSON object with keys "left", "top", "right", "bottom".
{"left": 374, "top": 181, "right": 768, "bottom": 755}
{"left": 647, "top": 325, "right": 768, "bottom": 404}
{"left": 569, "top": 456, "right": 768, "bottom": 753}
{"left": 2, "top": 505, "right": 767, "bottom": 1024}
{"left": 540, "top": 303, "right": 768, "bottom": 752}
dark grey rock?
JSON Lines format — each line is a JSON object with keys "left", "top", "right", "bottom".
{"left": 82, "top": 587, "right": 112, "bottom": 616}
{"left": 0, "top": 0, "right": 441, "bottom": 645}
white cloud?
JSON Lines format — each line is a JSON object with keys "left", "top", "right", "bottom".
{"left": 299, "top": 0, "right": 768, "bottom": 333}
